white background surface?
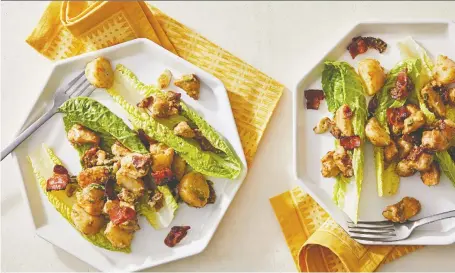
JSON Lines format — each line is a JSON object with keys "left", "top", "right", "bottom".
{"left": 1, "top": 1, "right": 455, "bottom": 271}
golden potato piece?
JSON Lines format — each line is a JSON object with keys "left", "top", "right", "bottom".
{"left": 420, "top": 162, "right": 440, "bottom": 186}
{"left": 77, "top": 166, "right": 110, "bottom": 188}
{"left": 313, "top": 117, "right": 332, "bottom": 134}
{"left": 71, "top": 204, "right": 104, "bottom": 235}
{"left": 365, "top": 117, "right": 391, "bottom": 147}
{"left": 85, "top": 57, "right": 114, "bottom": 88}
{"left": 178, "top": 172, "right": 210, "bottom": 208}
{"left": 321, "top": 151, "right": 340, "bottom": 178}
{"left": 172, "top": 154, "right": 187, "bottom": 181}
{"left": 104, "top": 221, "right": 134, "bottom": 249}
{"left": 158, "top": 69, "right": 172, "bottom": 89}
{"left": 357, "top": 58, "right": 386, "bottom": 96}
{"left": 149, "top": 143, "right": 174, "bottom": 172}
{"left": 174, "top": 121, "right": 195, "bottom": 138}
{"left": 116, "top": 172, "right": 145, "bottom": 196}
{"left": 433, "top": 55, "right": 455, "bottom": 85}
{"left": 174, "top": 74, "right": 200, "bottom": 100}
{"left": 76, "top": 184, "right": 105, "bottom": 216}
{"left": 118, "top": 153, "right": 151, "bottom": 179}
{"left": 383, "top": 197, "right": 421, "bottom": 223}
{"left": 67, "top": 124, "right": 99, "bottom": 145}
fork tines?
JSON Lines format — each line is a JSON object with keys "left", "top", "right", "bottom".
{"left": 347, "top": 220, "right": 397, "bottom": 241}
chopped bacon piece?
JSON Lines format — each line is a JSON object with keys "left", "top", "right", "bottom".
{"left": 347, "top": 36, "right": 387, "bottom": 59}
{"left": 104, "top": 178, "right": 118, "bottom": 200}
{"left": 108, "top": 202, "right": 136, "bottom": 225}
{"left": 343, "top": 105, "right": 353, "bottom": 118}
{"left": 386, "top": 106, "right": 410, "bottom": 127}
{"left": 164, "top": 226, "right": 191, "bottom": 247}
{"left": 53, "top": 165, "right": 69, "bottom": 175}
{"left": 433, "top": 84, "right": 450, "bottom": 104}
{"left": 46, "top": 165, "right": 70, "bottom": 191}
{"left": 368, "top": 95, "right": 379, "bottom": 117}
{"left": 340, "top": 135, "right": 361, "bottom": 150}
{"left": 390, "top": 68, "right": 414, "bottom": 100}
{"left": 304, "top": 89, "right": 325, "bottom": 110}
{"left": 152, "top": 168, "right": 174, "bottom": 185}
{"left": 403, "top": 130, "right": 424, "bottom": 146}
{"left": 137, "top": 96, "right": 154, "bottom": 108}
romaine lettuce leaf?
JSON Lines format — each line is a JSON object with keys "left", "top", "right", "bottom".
{"left": 374, "top": 146, "right": 400, "bottom": 196}
{"left": 27, "top": 144, "right": 129, "bottom": 253}
{"left": 435, "top": 151, "right": 455, "bottom": 186}
{"left": 59, "top": 97, "right": 148, "bottom": 154}
{"left": 136, "top": 186, "right": 179, "bottom": 229}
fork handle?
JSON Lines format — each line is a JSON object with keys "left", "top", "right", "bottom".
{"left": 1, "top": 107, "right": 58, "bottom": 161}
{"left": 413, "top": 210, "right": 455, "bottom": 229}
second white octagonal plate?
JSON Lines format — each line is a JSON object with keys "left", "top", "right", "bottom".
{"left": 294, "top": 21, "right": 455, "bottom": 245}
{"left": 12, "top": 38, "right": 247, "bottom": 271}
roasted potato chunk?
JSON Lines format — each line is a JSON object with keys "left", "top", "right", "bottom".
{"left": 85, "top": 57, "right": 114, "bottom": 88}
{"left": 357, "top": 58, "right": 386, "bottom": 96}
{"left": 104, "top": 221, "right": 133, "bottom": 249}
{"left": 77, "top": 166, "right": 110, "bottom": 188}
{"left": 116, "top": 172, "right": 145, "bottom": 196}
{"left": 420, "top": 162, "right": 441, "bottom": 186}
{"left": 67, "top": 124, "right": 99, "bottom": 145}
{"left": 403, "top": 110, "right": 425, "bottom": 135}
{"left": 421, "top": 82, "right": 446, "bottom": 117}
{"left": 365, "top": 117, "right": 391, "bottom": 147}
{"left": 384, "top": 140, "right": 398, "bottom": 163}
{"left": 172, "top": 154, "right": 187, "bottom": 181}
{"left": 433, "top": 55, "right": 455, "bottom": 85}
{"left": 158, "top": 69, "right": 172, "bottom": 89}
{"left": 76, "top": 184, "right": 105, "bottom": 216}
{"left": 118, "top": 153, "right": 151, "bottom": 179}
{"left": 313, "top": 117, "right": 332, "bottom": 134}
{"left": 321, "top": 151, "right": 341, "bottom": 178}
{"left": 149, "top": 143, "right": 175, "bottom": 172}
{"left": 333, "top": 146, "right": 353, "bottom": 178}
{"left": 382, "top": 197, "right": 421, "bottom": 223}
{"left": 334, "top": 104, "right": 354, "bottom": 137}
{"left": 178, "top": 172, "right": 210, "bottom": 208}
{"left": 174, "top": 74, "right": 200, "bottom": 100}
{"left": 174, "top": 121, "right": 195, "bottom": 138}
{"left": 71, "top": 204, "right": 104, "bottom": 235}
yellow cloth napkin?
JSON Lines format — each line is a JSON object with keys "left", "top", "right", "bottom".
{"left": 270, "top": 187, "right": 422, "bottom": 272}
{"left": 26, "top": 1, "right": 284, "bottom": 165}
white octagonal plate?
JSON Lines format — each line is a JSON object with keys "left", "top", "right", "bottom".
{"left": 294, "top": 20, "right": 455, "bottom": 245}
{"left": 12, "top": 38, "right": 247, "bottom": 271}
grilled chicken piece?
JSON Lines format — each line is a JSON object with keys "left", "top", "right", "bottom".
{"left": 116, "top": 172, "right": 145, "bottom": 196}
{"left": 149, "top": 143, "right": 175, "bottom": 172}
{"left": 174, "top": 74, "right": 200, "bottom": 100}
{"left": 81, "top": 147, "right": 110, "bottom": 168}
{"left": 111, "top": 142, "right": 131, "bottom": 158}
{"left": 382, "top": 197, "right": 421, "bottom": 223}
{"left": 403, "top": 110, "right": 425, "bottom": 134}
{"left": 313, "top": 117, "right": 332, "bottom": 134}
{"left": 357, "top": 58, "right": 386, "bottom": 96}
{"left": 76, "top": 184, "right": 105, "bottom": 216}
{"left": 397, "top": 137, "right": 413, "bottom": 159}
{"left": 384, "top": 140, "right": 398, "bottom": 163}
{"left": 85, "top": 57, "right": 114, "bottom": 88}
{"left": 174, "top": 121, "right": 195, "bottom": 138}
{"left": 421, "top": 129, "right": 450, "bottom": 152}
{"left": 334, "top": 104, "right": 354, "bottom": 137}
{"left": 333, "top": 146, "right": 353, "bottom": 178}
{"left": 77, "top": 166, "right": 110, "bottom": 188}
{"left": 71, "top": 204, "right": 104, "bottom": 235}
{"left": 67, "top": 124, "right": 100, "bottom": 145}
{"left": 433, "top": 55, "right": 455, "bottom": 85}
{"left": 421, "top": 81, "right": 446, "bottom": 117}
{"left": 104, "top": 221, "right": 134, "bottom": 249}
{"left": 420, "top": 162, "right": 441, "bottom": 186}
{"left": 396, "top": 160, "right": 416, "bottom": 177}
{"left": 172, "top": 154, "right": 187, "bottom": 181}
{"left": 365, "top": 117, "right": 390, "bottom": 147}
{"left": 321, "top": 151, "right": 341, "bottom": 178}
{"left": 118, "top": 153, "right": 151, "bottom": 179}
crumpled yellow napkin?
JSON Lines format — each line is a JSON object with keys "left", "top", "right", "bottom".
{"left": 270, "top": 187, "right": 422, "bottom": 272}
{"left": 26, "top": 1, "right": 284, "bottom": 165}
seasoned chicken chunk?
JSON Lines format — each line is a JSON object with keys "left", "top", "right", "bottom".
{"left": 67, "top": 124, "right": 99, "bottom": 145}
{"left": 333, "top": 146, "right": 354, "bottom": 178}
{"left": 85, "top": 57, "right": 114, "bottom": 88}
{"left": 111, "top": 142, "right": 131, "bottom": 158}
{"left": 149, "top": 143, "right": 175, "bottom": 172}
{"left": 433, "top": 55, "right": 455, "bottom": 85}
{"left": 357, "top": 58, "right": 386, "bottom": 96}
{"left": 421, "top": 129, "right": 450, "bottom": 152}
{"left": 384, "top": 140, "right": 398, "bottom": 163}
{"left": 81, "top": 147, "right": 110, "bottom": 168}
{"left": 421, "top": 81, "right": 446, "bottom": 117}
{"left": 116, "top": 172, "right": 145, "bottom": 196}
{"left": 174, "top": 74, "right": 200, "bottom": 100}
{"left": 397, "top": 137, "right": 413, "bottom": 159}
{"left": 117, "top": 188, "right": 138, "bottom": 204}
{"left": 151, "top": 97, "right": 174, "bottom": 118}
{"left": 172, "top": 154, "right": 187, "bottom": 181}
{"left": 334, "top": 104, "right": 354, "bottom": 137}
{"left": 158, "top": 69, "right": 172, "bottom": 89}
{"left": 77, "top": 166, "right": 110, "bottom": 188}
{"left": 76, "top": 184, "right": 105, "bottom": 216}
{"left": 313, "top": 117, "right": 332, "bottom": 134}
{"left": 365, "top": 117, "right": 391, "bottom": 146}
{"left": 174, "top": 121, "right": 195, "bottom": 138}
{"left": 383, "top": 197, "right": 421, "bottom": 223}
{"left": 71, "top": 204, "right": 104, "bottom": 235}
{"left": 420, "top": 162, "right": 441, "bottom": 186}
{"left": 104, "top": 221, "right": 133, "bottom": 249}
{"left": 321, "top": 151, "right": 341, "bottom": 178}
{"left": 396, "top": 160, "right": 416, "bottom": 177}
{"left": 403, "top": 110, "right": 425, "bottom": 134}
{"left": 407, "top": 148, "right": 434, "bottom": 172}
{"left": 118, "top": 153, "right": 151, "bottom": 179}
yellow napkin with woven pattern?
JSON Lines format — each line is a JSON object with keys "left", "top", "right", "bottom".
{"left": 26, "top": 1, "right": 284, "bottom": 165}
{"left": 270, "top": 187, "right": 422, "bottom": 272}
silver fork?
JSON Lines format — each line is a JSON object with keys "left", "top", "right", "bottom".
{"left": 1, "top": 71, "right": 96, "bottom": 161}
{"left": 348, "top": 210, "right": 455, "bottom": 243}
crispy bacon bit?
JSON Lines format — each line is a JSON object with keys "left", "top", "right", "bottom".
{"left": 304, "top": 89, "right": 325, "bottom": 110}
{"left": 164, "top": 226, "right": 191, "bottom": 247}
{"left": 403, "top": 130, "right": 424, "bottom": 146}
{"left": 340, "top": 135, "right": 361, "bottom": 150}
{"left": 137, "top": 96, "right": 154, "bottom": 108}
{"left": 390, "top": 68, "right": 414, "bottom": 100}
{"left": 46, "top": 165, "right": 70, "bottom": 191}
{"left": 343, "top": 105, "right": 353, "bottom": 119}
{"left": 347, "top": 36, "right": 387, "bottom": 59}
{"left": 53, "top": 165, "right": 69, "bottom": 175}
{"left": 132, "top": 154, "right": 151, "bottom": 170}
{"left": 104, "top": 178, "right": 118, "bottom": 200}
{"left": 433, "top": 84, "right": 450, "bottom": 104}
{"left": 368, "top": 95, "right": 379, "bottom": 117}
{"left": 152, "top": 168, "right": 174, "bottom": 185}
{"left": 387, "top": 106, "right": 410, "bottom": 127}
{"left": 108, "top": 203, "right": 136, "bottom": 225}
{"left": 207, "top": 180, "right": 216, "bottom": 204}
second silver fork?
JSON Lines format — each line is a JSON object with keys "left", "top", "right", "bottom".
{"left": 1, "top": 71, "right": 96, "bottom": 161}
